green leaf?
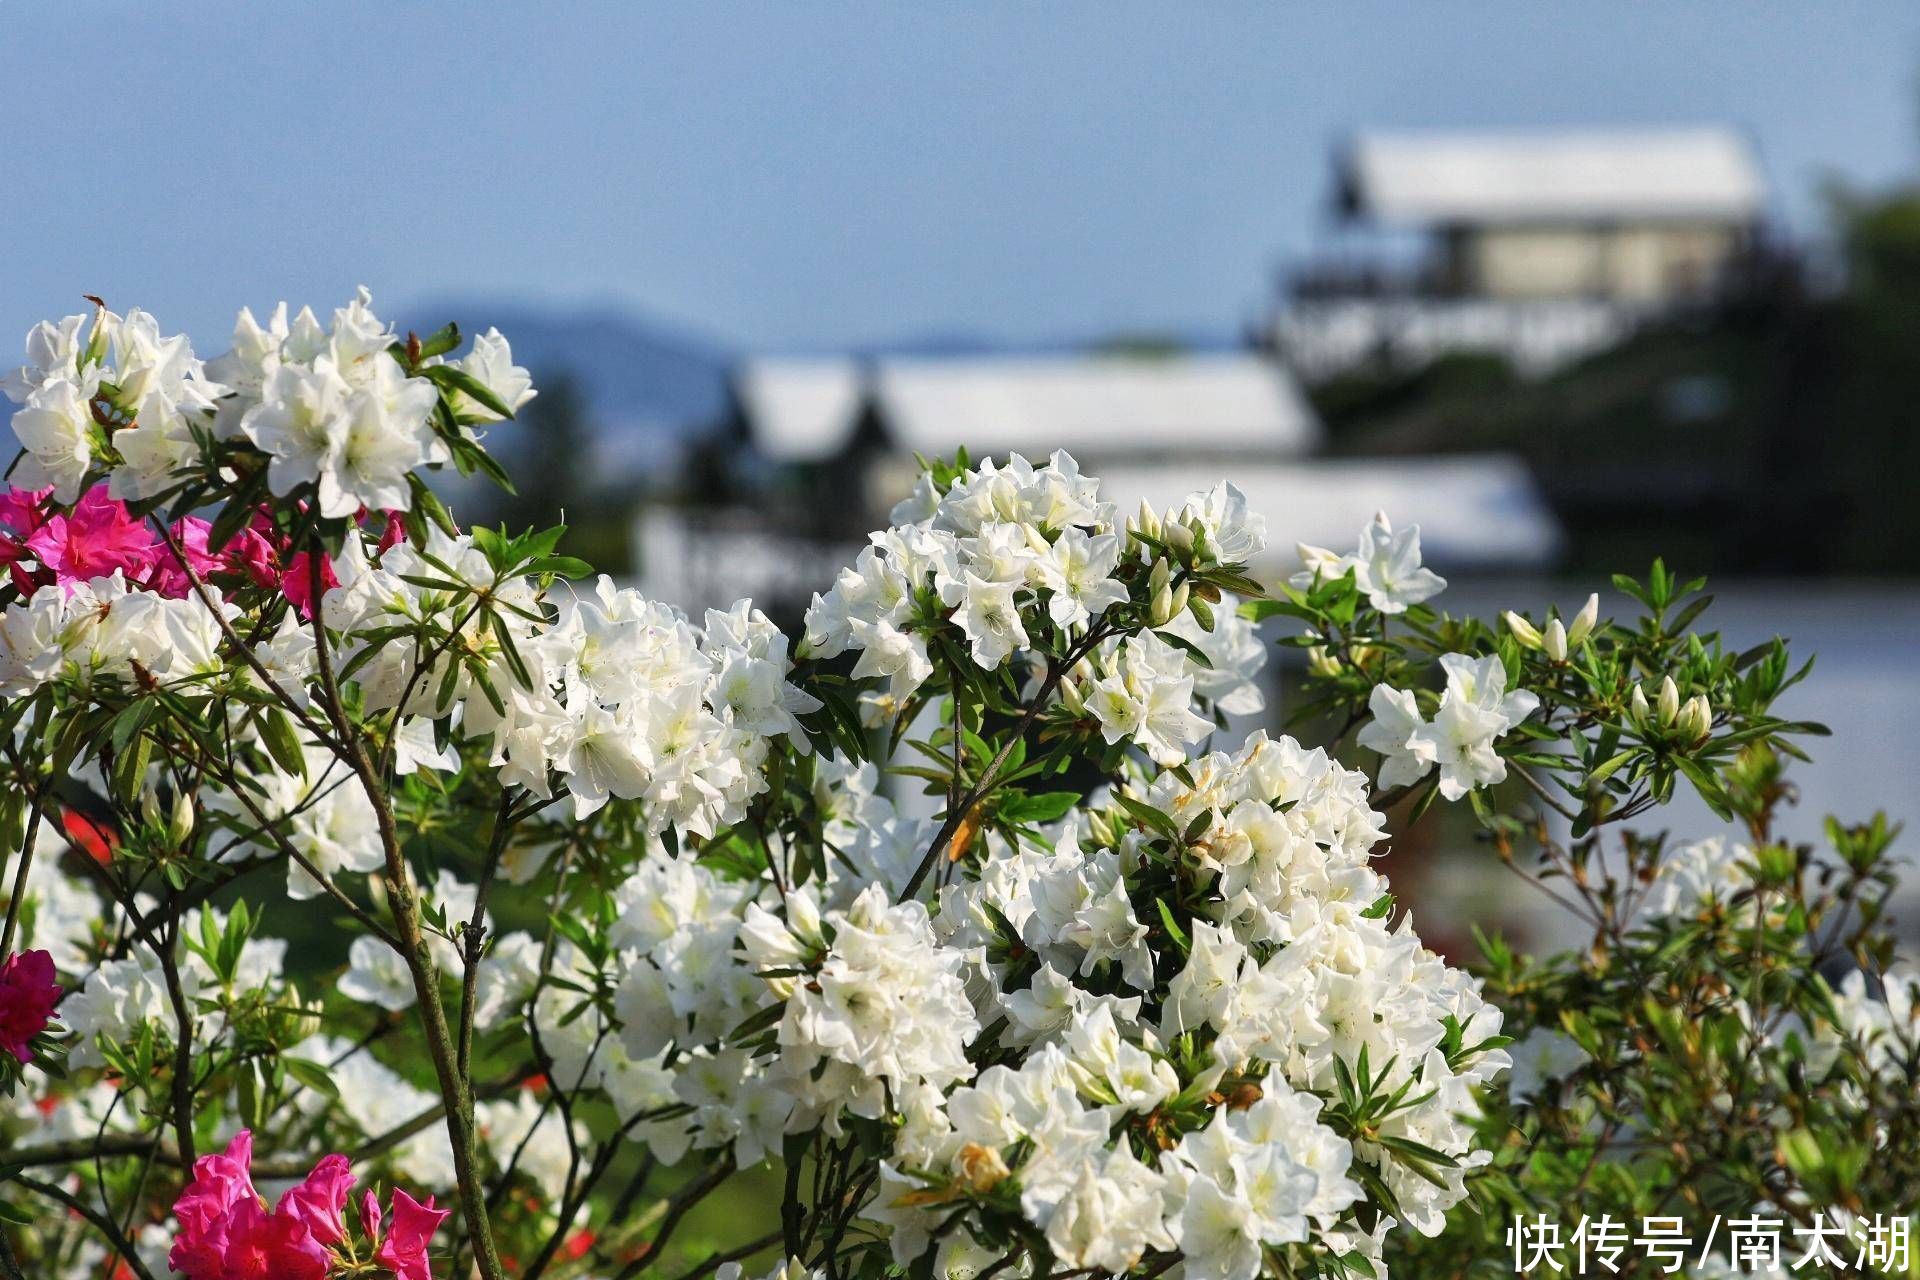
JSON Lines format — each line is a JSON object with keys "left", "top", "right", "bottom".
{"left": 1154, "top": 630, "right": 1215, "bottom": 669}
{"left": 111, "top": 731, "right": 152, "bottom": 805}
{"left": 415, "top": 322, "right": 462, "bottom": 360}
{"left": 727, "top": 1001, "right": 786, "bottom": 1042}
{"left": 1000, "top": 791, "right": 1081, "bottom": 824}
{"left": 259, "top": 708, "right": 307, "bottom": 779}
{"left": 107, "top": 699, "right": 157, "bottom": 753}
{"left": 1588, "top": 749, "right": 1636, "bottom": 784}
{"left": 526, "top": 555, "right": 593, "bottom": 580}
{"left": 1155, "top": 898, "right": 1191, "bottom": 954}
{"left": 283, "top": 1056, "right": 340, "bottom": 1100}
{"left": 1114, "top": 795, "right": 1180, "bottom": 842}
{"left": 488, "top": 611, "right": 534, "bottom": 691}
{"left": 1238, "top": 598, "right": 1293, "bottom": 622}
{"left": 420, "top": 362, "right": 516, "bottom": 420}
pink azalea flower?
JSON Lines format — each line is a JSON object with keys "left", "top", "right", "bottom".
{"left": 0, "top": 487, "right": 55, "bottom": 595}
{"left": 229, "top": 511, "right": 284, "bottom": 590}
{"left": 0, "top": 485, "right": 51, "bottom": 542}
{"left": 0, "top": 949, "right": 61, "bottom": 1063}
{"left": 373, "top": 1187, "right": 450, "bottom": 1280}
{"left": 377, "top": 508, "right": 409, "bottom": 552}
{"left": 276, "top": 1152, "right": 354, "bottom": 1248}
{"left": 235, "top": 504, "right": 342, "bottom": 619}
{"left": 168, "top": 1131, "right": 332, "bottom": 1280}
{"left": 215, "top": 1194, "right": 330, "bottom": 1280}
{"left": 24, "top": 485, "right": 157, "bottom": 589}
{"left": 280, "top": 548, "right": 337, "bottom": 621}
{"left": 147, "top": 516, "right": 223, "bottom": 598}
{"left": 169, "top": 1131, "right": 259, "bottom": 1278}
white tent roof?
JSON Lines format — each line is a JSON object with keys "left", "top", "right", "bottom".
{"left": 1345, "top": 128, "right": 1765, "bottom": 226}
{"left": 738, "top": 353, "right": 1321, "bottom": 463}
{"left": 1092, "top": 454, "right": 1562, "bottom": 572}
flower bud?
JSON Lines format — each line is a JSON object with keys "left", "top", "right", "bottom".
{"left": 169, "top": 792, "right": 196, "bottom": 848}
{"left": 287, "top": 995, "right": 325, "bottom": 1044}
{"left": 1657, "top": 676, "right": 1680, "bottom": 727}
{"left": 1504, "top": 612, "right": 1543, "bottom": 649}
{"left": 1150, "top": 582, "right": 1175, "bottom": 626}
{"left": 1679, "top": 694, "right": 1712, "bottom": 742}
{"left": 1306, "top": 645, "right": 1342, "bottom": 678}
{"left": 1087, "top": 807, "right": 1118, "bottom": 848}
{"left": 1147, "top": 558, "right": 1171, "bottom": 599}
{"left": 1543, "top": 618, "right": 1568, "bottom": 663}
{"left": 1169, "top": 581, "right": 1190, "bottom": 620}
{"left": 1630, "top": 682, "right": 1651, "bottom": 725}
{"left": 1163, "top": 520, "right": 1195, "bottom": 557}
{"left": 1185, "top": 516, "right": 1210, "bottom": 563}
{"left": 1131, "top": 499, "right": 1162, "bottom": 542}
{"left": 1567, "top": 593, "right": 1600, "bottom": 647}
{"left": 784, "top": 889, "right": 824, "bottom": 950}
{"left": 1059, "top": 676, "right": 1086, "bottom": 716}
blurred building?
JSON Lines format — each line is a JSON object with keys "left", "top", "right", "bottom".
{"left": 732, "top": 353, "right": 1319, "bottom": 534}
{"left": 1274, "top": 127, "right": 1768, "bottom": 380}
{"left": 644, "top": 351, "right": 1560, "bottom": 618}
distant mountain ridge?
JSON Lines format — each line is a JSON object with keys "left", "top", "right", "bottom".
{"left": 399, "top": 300, "right": 734, "bottom": 480}
{"left": 398, "top": 298, "right": 1247, "bottom": 480}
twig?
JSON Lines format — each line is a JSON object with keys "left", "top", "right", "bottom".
{"left": 899, "top": 624, "right": 1110, "bottom": 901}
{"left": 669, "top": 1229, "right": 784, "bottom": 1280}
{"left": 458, "top": 789, "right": 518, "bottom": 1079}
{"left": 150, "top": 518, "right": 341, "bottom": 754}
{"left": 613, "top": 1160, "right": 737, "bottom": 1280}
{"left": 305, "top": 542, "right": 508, "bottom": 1280}
{"left": 154, "top": 913, "right": 199, "bottom": 1165}
{"left": 0, "top": 778, "right": 48, "bottom": 957}
{"left": 8, "top": 1171, "right": 158, "bottom": 1280}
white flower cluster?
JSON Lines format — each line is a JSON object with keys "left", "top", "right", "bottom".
{"left": 62, "top": 906, "right": 290, "bottom": 1071}
{"left": 1822, "top": 966, "right": 1920, "bottom": 1089}
{"left": 3, "top": 305, "right": 224, "bottom": 503}
{"left": 0, "top": 570, "right": 230, "bottom": 697}
{"left": 321, "top": 535, "right": 817, "bottom": 834}
{"left": 2, "top": 290, "right": 530, "bottom": 514}
{"left": 1294, "top": 511, "right": 1446, "bottom": 615}
{"left": 1360, "top": 654, "right": 1539, "bottom": 800}
{"left": 861, "top": 733, "right": 1507, "bottom": 1270}
{"left": 806, "top": 453, "right": 1115, "bottom": 688}
{"left": 208, "top": 743, "right": 384, "bottom": 900}
{"left": 210, "top": 290, "right": 446, "bottom": 515}
{"left": 0, "top": 345, "right": 1522, "bottom": 1280}
{"left": 805, "top": 452, "right": 1267, "bottom": 751}
{"left": 750, "top": 884, "right": 980, "bottom": 1126}
{"left": 205, "top": 290, "right": 532, "bottom": 516}
{"left": 1639, "top": 834, "right": 1757, "bottom": 920}
{"left": 498, "top": 725, "right": 1506, "bottom": 1278}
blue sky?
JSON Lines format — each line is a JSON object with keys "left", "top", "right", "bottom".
{"left": 3, "top": 3, "right": 1917, "bottom": 353}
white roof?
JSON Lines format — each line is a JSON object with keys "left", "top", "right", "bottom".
{"left": 1091, "top": 454, "right": 1562, "bottom": 573}
{"left": 735, "top": 359, "right": 866, "bottom": 464}
{"left": 738, "top": 353, "right": 1320, "bottom": 463}
{"left": 1345, "top": 128, "right": 1765, "bottom": 225}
